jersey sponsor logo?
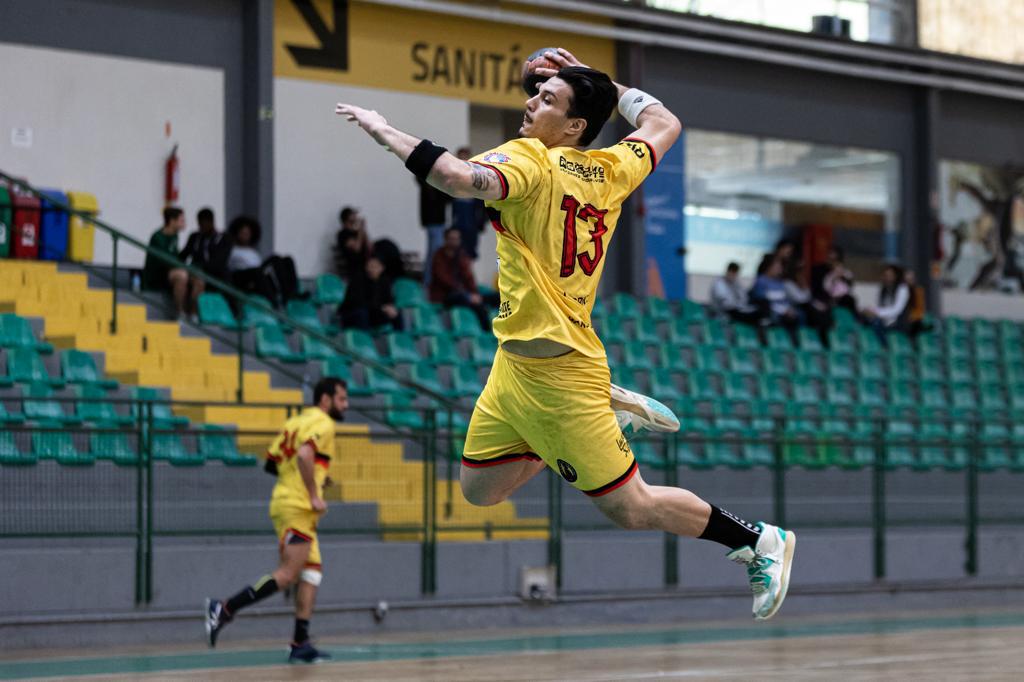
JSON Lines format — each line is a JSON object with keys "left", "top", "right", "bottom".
{"left": 616, "top": 435, "right": 632, "bottom": 455}
{"left": 483, "top": 152, "right": 511, "bottom": 164}
{"left": 558, "top": 156, "right": 606, "bottom": 182}
{"left": 621, "top": 141, "right": 646, "bottom": 160}
{"left": 556, "top": 459, "right": 578, "bottom": 483}
{"left": 562, "top": 291, "right": 588, "bottom": 306}
{"left": 566, "top": 314, "right": 591, "bottom": 329}
{"left": 497, "top": 300, "right": 513, "bottom": 319}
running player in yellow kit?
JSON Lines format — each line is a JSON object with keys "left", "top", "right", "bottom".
{"left": 204, "top": 377, "right": 348, "bottom": 662}
{"left": 336, "top": 48, "right": 795, "bottom": 620}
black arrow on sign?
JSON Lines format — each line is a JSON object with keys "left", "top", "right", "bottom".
{"left": 286, "top": 0, "right": 349, "bottom": 71}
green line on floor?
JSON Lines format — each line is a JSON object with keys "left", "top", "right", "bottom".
{"left": 2, "top": 611, "right": 1023, "bottom": 679}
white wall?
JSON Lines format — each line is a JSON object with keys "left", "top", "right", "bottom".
{"left": 274, "top": 79, "right": 469, "bottom": 277}
{"left": 0, "top": 43, "right": 225, "bottom": 266}
{"left": 941, "top": 289, "right": 1024, "bottom": 321}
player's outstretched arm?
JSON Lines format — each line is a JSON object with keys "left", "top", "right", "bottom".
{"left": 335, "top": 103, "right": 504, "bottom": 201}
{"left": 534, "top": 48, "right": 682, "bottom": 161}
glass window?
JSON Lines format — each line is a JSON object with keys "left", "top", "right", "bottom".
{"left": 643, "top": 0, "right": 909, "bottom": 45}
{"left": 685, "top": 129, "right": 901, "bottom": 279}
{"left": 938, "top": 160, "right": 1024, "bottom": 293}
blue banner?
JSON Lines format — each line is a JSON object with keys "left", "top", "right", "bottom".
{"left": 643, "top": 134, "right": 686, "bottom": 300}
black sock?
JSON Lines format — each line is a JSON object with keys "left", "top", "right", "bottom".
{"left": 224, "top": 575, "right": 278, "bottom": 616}
{"left": 698, "top": 505, "right": 762, "bottom": 551}
{"left": 293, "top": 618, "right": 310, "bottom": 645}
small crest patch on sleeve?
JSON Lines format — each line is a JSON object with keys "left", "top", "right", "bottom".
{"left": 483, "top": 152, "right": 511, "bottom": 164}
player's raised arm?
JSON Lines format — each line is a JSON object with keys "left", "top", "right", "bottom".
{"left": 534, "top": 48, "right": 682, "bottom": 161}
{"left": 335, "top": 104, "right": 504, "bottom": 201}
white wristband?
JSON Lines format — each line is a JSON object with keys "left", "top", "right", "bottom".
{"left": 618, "top": 88, "right": 662, "bottom": 128}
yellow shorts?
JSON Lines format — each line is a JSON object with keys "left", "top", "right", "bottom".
{"left": 463, "top": 348, "right": 637, "bottom": 496}
{"left": 269, "top": 503, "right": 322, "bottom": 568}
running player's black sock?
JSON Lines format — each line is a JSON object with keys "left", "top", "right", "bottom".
{"left": 293, "top": 618, "right": 310, "bottom": 645}
{"left": 698, "top": 505, "right": 762, "bottom": 551}
{"left": 224, "top": 575, "right": 278, "bottom": 616}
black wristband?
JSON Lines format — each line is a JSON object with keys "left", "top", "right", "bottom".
{"left": 405, "top": 139, "right": 447, "bottom": 182}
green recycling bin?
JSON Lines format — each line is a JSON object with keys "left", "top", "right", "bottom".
{"left": 0, "top": 186, "right": 11, "bottom": 257}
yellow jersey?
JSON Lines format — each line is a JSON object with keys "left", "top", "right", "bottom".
{"left": 472, "top": 136, "right": 656, "bottom": 358}
{"left": 266, "top": 406, "right": 335, "bottom": 511}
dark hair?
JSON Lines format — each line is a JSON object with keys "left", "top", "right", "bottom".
{"left": 163, "top": 207, "right": 183, "bottom": 225}
{"left": 314, "top": 377, "right": 348, "bottom": 404}
{"left": 557, "top": 67, "right": 617, "bottom": 146}
{"left": 340, "top": 206, "right": 358, "bottom": 224}
{"left": 830, "top": 245, "right": 845, "bottom": 262}
{"left": 726, "top": 262, "right": 740, "bottom": 273}
{"left": 197, "top": 207, "right": 214, "bottom": 224}
{"left": 227, "top": 215, "right": 262, "bottom": 246}
{"left": 444, "top": 226, "right": 460, "bottom": 237}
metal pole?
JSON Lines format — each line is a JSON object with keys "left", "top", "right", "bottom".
{"left": 663, "top": 434, "right": 679, "bottom": 587}
{"left": 145, "top": 402, "right": 155, "bottom": 603}
{"left": 110, "top": 235, "right": 119, "bottom": 334}
{"left": 236, "top": 323, "right": 244, "bottom": 403}
{"left": 547, "top": 468, "right": 563, "bottom": 589}
{"left": 965, "top": 421, "right": 979, "bottom": 575}
{"left": 772, "top": 417, "right": 787, "bottom": 528}
{"left": 872, "top": 420, "right": 887, "bottom": 580}
{"left": 134, "top": 409, "right": 144, "bottom": 605}
{"left": 445, "top": 407, "right": 454, "bottom": 519}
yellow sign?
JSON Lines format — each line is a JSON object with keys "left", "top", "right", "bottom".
{"left": 274, "top": 0, "right": 617, "bottom": 108}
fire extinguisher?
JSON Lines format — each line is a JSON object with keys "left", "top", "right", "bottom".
{"left": 165, "top": 144, "right": 180, "bottom": 205}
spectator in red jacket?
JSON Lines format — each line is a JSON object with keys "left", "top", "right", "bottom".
{"left": 429, "top": 228, "right": 491, "bottom": 331}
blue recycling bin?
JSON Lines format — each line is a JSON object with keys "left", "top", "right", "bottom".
{"left": 38, "top": 188, "right": 69, "bottom": 261}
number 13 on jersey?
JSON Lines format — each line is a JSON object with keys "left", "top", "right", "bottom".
{"left": 559, "top": 194, "right": 608, "bottom": 278}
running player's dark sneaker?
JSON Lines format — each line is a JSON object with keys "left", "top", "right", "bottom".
{"left": 289, "top": 641, "right": 332, "bottom": 664}
{"left": 204, "top": 598, "right": 231, "bottom": 647}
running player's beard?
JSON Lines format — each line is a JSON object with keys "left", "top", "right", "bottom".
{"left": 328, "top": 408, "right": 345, "bottom": 421}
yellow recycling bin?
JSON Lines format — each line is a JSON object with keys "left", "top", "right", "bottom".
{"left": 66, "top": 191, "right": 98, "bottom": 262}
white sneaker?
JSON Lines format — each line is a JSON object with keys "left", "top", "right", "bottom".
{"left": 727, "top": 522, "right": 796, "bottom": 620}
{"left": 610, "top": 383, "right": 680, "bottom": 435}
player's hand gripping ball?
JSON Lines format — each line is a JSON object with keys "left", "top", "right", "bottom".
{"left": 522, "top": 47, "right": 560, "bottom": 96}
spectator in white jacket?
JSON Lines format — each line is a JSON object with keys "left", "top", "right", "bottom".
{"left": 861, "top": 264, "right": 910, "bottom": 347}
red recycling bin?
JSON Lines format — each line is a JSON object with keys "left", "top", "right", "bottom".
{"left": 11, "top": 193, "right": 41, "bottom": 259}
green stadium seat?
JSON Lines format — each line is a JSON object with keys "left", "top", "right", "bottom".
{"left": 8, "top": 348, "right": 64, "bottom": 388}
{"left": 728, "top": 347, "right": 759, "bottom": 375}
{"left": 32, "top": 422, "right": 93, "bottom": 466}
{"left": 393, "top": 278, "right": 428, "bottom": 309}
{"left": 974, "top": 341, "right": 999, "bottom": 363}
{"left": 152, "top": 432, "right": 204, "bottom": 466}
{"left": 425, "top": 334, "right": 462, "bottom": 367}
{"left": 312, "top": 273, "right": 347, "bottom": 306}
{"left": 761, "top": 350, "right": 792, "bottom": 376}
{"left": 888, "top": 356, "right": 918, "bottom": 382}
{"left": 856, "top": 379, "right": 886, "bottom": 407}
{"left": 792, "top": 377, "right": 823, "bottom": 405}
{"left": 659, "top": 344, "right": 692, "bottom": 372}
{"left": 833, "top": 306, "right": 858, "bottom": 329}
{"left": 782, "top": 415, "right": 826, "bottom": 469}
{"left": 24, "top": 384, "right": 80, "bottom": 424}
{"left": 0, "top": 402, "right": 25, "bottom": 424}
{"left": 645, "top": 296, "right": 673, "bottom": 322}
{"left": 977, "top": 383, "right": 1005, "bottom": 414}
{"left": 758, "top": 375, "right": 790, "bottom": 403}
{"left": 688, "top": 370, "right": 722, "bottom": 401}
{"left": 591, "top": 297, "right": 607, "bottom": 318}
{"left": 594, "top": 314, "right": 629, "bottom": 344}
{"left": 857, "top": 352, "right": 886, "bottom": 380}
{"left": 732, "top": 324, "right": 761, "bottom": 350}
{"left": 917, "top": 357, "right": 945, "bottom": 383}
{"left": 887, "top": 380, "right": 918, "bottom": 408}
{"left": 944, "top": 316, "right": 970, "bottom": 339}
{"left": 665, "top": 317, "right": 698, "bottom": 346}
{"left": 765, "top": 327, "right": 792, "bottom": 350}
{"left": 797, "top": 327, "right": 824, "bottom": 353}
{"left": 917, "top": 333, "right": 942, "bottom": 358}
{"left": 300, "top": 333, "right": 335, "bottom": 360}
{"left": 795, "top": 353, "right": 823, "bottom": 377}
{"left": 242, "top": 297, "right": 280, "bottom": 330}
{"left": 466, "top": 335, "right": 497, "bottom": 368}
{"left": 341, "top": 329, "right": 382, "bottom": 362}
{"left": 450, "top": 364, "right": 484, "bottom": 398}
{"left": 255, "top": 325, "right": 305, "bottom": 363}
{"left": 320, "top": 357, "right": 353, "bottom": 383}
{"left": 608, "top": 292, "right": 641, "bottom": 320}
{"left": 450, "top": 306, "right": 488, "bottom": 337}
{"left": 197, "top": 293, "right": 241, "bottom": 330}
{"left": 411, "top": 305, "right": 447, "bottom": 337}
{"left": 975, "top": 360, "right": 1001, "bottom": 385}
{"left": 971, "top": 318, "right": 997, "bottom": 343}
{"left": 947, "top": 383, "right": 977, "bottom": 412}
{"left": 411, "top": 362, "right": 450, "bottom": 398}
{"left": 724, "top": 373, "right": 755, "bottom": 401}
{"left": 384, "top": 332, "right": 423, "bottom": 365}
{"left": 623, "top": 342, "right": 655, "bottom": 371}
{"left": 826, "top": 378, "right": 855, "bottom": 406}
{"left": 856, "top": 328, "right": 884, "bottom": 354}
{"left": 364, "top": 366, "right": 413, "bottom": 398}
{"left": 681, "top": 299, "right": 706, "bottom": 320}
{"left": 708, "top": 415, "right": 752, "bottom": 469}
{"left": 89, "top": 428, "right": 140, "bottom": 466}
{"left": 998, "top": 320, "right": 1022, "bottom": 342}
{"left": 76, "top": 385, "right": 133, "bottom": 426}
{"left": 827, "top": 352, "right": 856, "bottom": 379}
{"left": 978, "top": 421, "right": 1013, "bottom": 471}
{"left": 887, "top": 332, "right": 915, "bottom": 358}
{"left": 676, "top": 416, "right": 715, "bottom": 469}
{"left": 0, "top": 431, "right": 35, "bottom": 466}
{"left": 60, "top": 349, "right": 118, "bottom": 389}
{"left": 697, "top": 319, "right": 729, "bottom": 348}
{"left": 199, "top": 425, "right": 257, "bottom": 466}
{"left": 920, "top": 381, "right": 948, "bottom": 410}
{"left": 383, "top": 393, "right": 426, "bottom": 430}
{"left": 0, "top": 314, "right": 53, "bottom": 353}
{"left": 884, "top": 416, "right": 917, "bottom": 469}
{"left": 649, "top": 372, "right": 685, "bottom": 409}
{"left": 130, "top": 387, "right": 189, "bottom": 428}
{"left": 829, "top": 330, "right": 857, "bottom": 354}
{"left": 1000, "top": 339, "right": 1024, "bottom": 364}
{"left": 287, "top": 300, "right": 333, "bottom": 335}
{"left": 946, "top": 359, "right": 973, "bottom": 384}
{"left": 634, "top": 317, "right": 661, "bottom": 345}
{"left": 695, "top": 346, "right": 725, "bottom": 373}
{"left": 944, "top": 335, "right": 971, "bottom": 360}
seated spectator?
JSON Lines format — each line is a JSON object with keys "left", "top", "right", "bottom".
{"left": 333, "top": 206, "right": 370, "bottom": 278}
{"left": 709, "top": 262, "right": 765, "bottom": 332}
{"left": 371, "top": 237, "right": 407, "bottom": 281}
{"left": 749, "top": 256, "right": 799, "bottom": 345}
{"left": 861, "top": 263, "right": 910, "bottom": 347}
{"left": 904, "top": 269, "right": 932, "bottom": 338}
{"left": 338, "top": 256, "right": 403, "bottom": 331}
{"left": 429, "top": 228, "right": 491, "bottom": 332}
{"left": 227, "top": 216, "right": 304, "bottom": 307}
{"left": 812, "top": 246, "right": 857, "bottom": 312}
{"left": 142, "top": 207, "right": 190, "bottom": 320}
{"left": 179, "top": 207, "right": 232, "bottom": 301}
{"left": 451, "top": 147, "right": 487, "bottom": 261}
{"left": 785, "top": 266, "right": 832, "bottom": 348}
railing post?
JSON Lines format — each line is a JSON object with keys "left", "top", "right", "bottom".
{"left": 663, "top": 433, "right": 678, "bottom": 587}
{"left": 772, "top": 417, "right": 786, "bottom": 529}
{"left": 444, "top": 407, "right": 454, "bottom": 519}
{"left": 145, "top": 402, "right": 155, "bottom": 603}
{"left": 110, "top": 235, "right": 119, "bottom": 334}
{"left": 965, "top": 420, "right": 980, "bottom": 575}
{"left": 236, "top": 323, "right": 244, "bottom": 403}
{"left": 547, "top": 468, "right": 563, "bottom": 590}
{"left": 872, "top": 417, "right": 887, "bottom": 580}
{"left": 420, "top": 409, "right": 437, "bottom": 595}
{"left": 134, "top": 410, "right": 144, "bottom": 605}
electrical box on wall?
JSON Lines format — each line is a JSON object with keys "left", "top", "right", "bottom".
{"left": 520, "top": 565, "right": 556, "bottom": 602}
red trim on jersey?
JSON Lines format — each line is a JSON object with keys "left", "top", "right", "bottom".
{"left": 461, "top": 452, "right": 542, "bottom": 468}
{"left": 584, "top": 459, "right": 639, "bottom": 497}
{"left": 285, "top": 528, "right": 314, "bottom": 543}
{"left": 623, "top": 137, "right": 658, "bottom": 173}
{"left": 476, "top": 162, "right": 509, "bottom": 200}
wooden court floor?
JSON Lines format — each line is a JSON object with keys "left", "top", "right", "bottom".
{"left": 2, "top": 608, "right": 1022, "bottom": 681}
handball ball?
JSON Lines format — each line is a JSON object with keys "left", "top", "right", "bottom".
{"left": 522, "top": 47, "right": 560, "bottom": 95}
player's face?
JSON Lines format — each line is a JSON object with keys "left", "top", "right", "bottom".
{"left": 520, "top": 78, "right": 582, "bottom": 146}
{"left": 328, "top": 385, "right": 349, "bottom": 421}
